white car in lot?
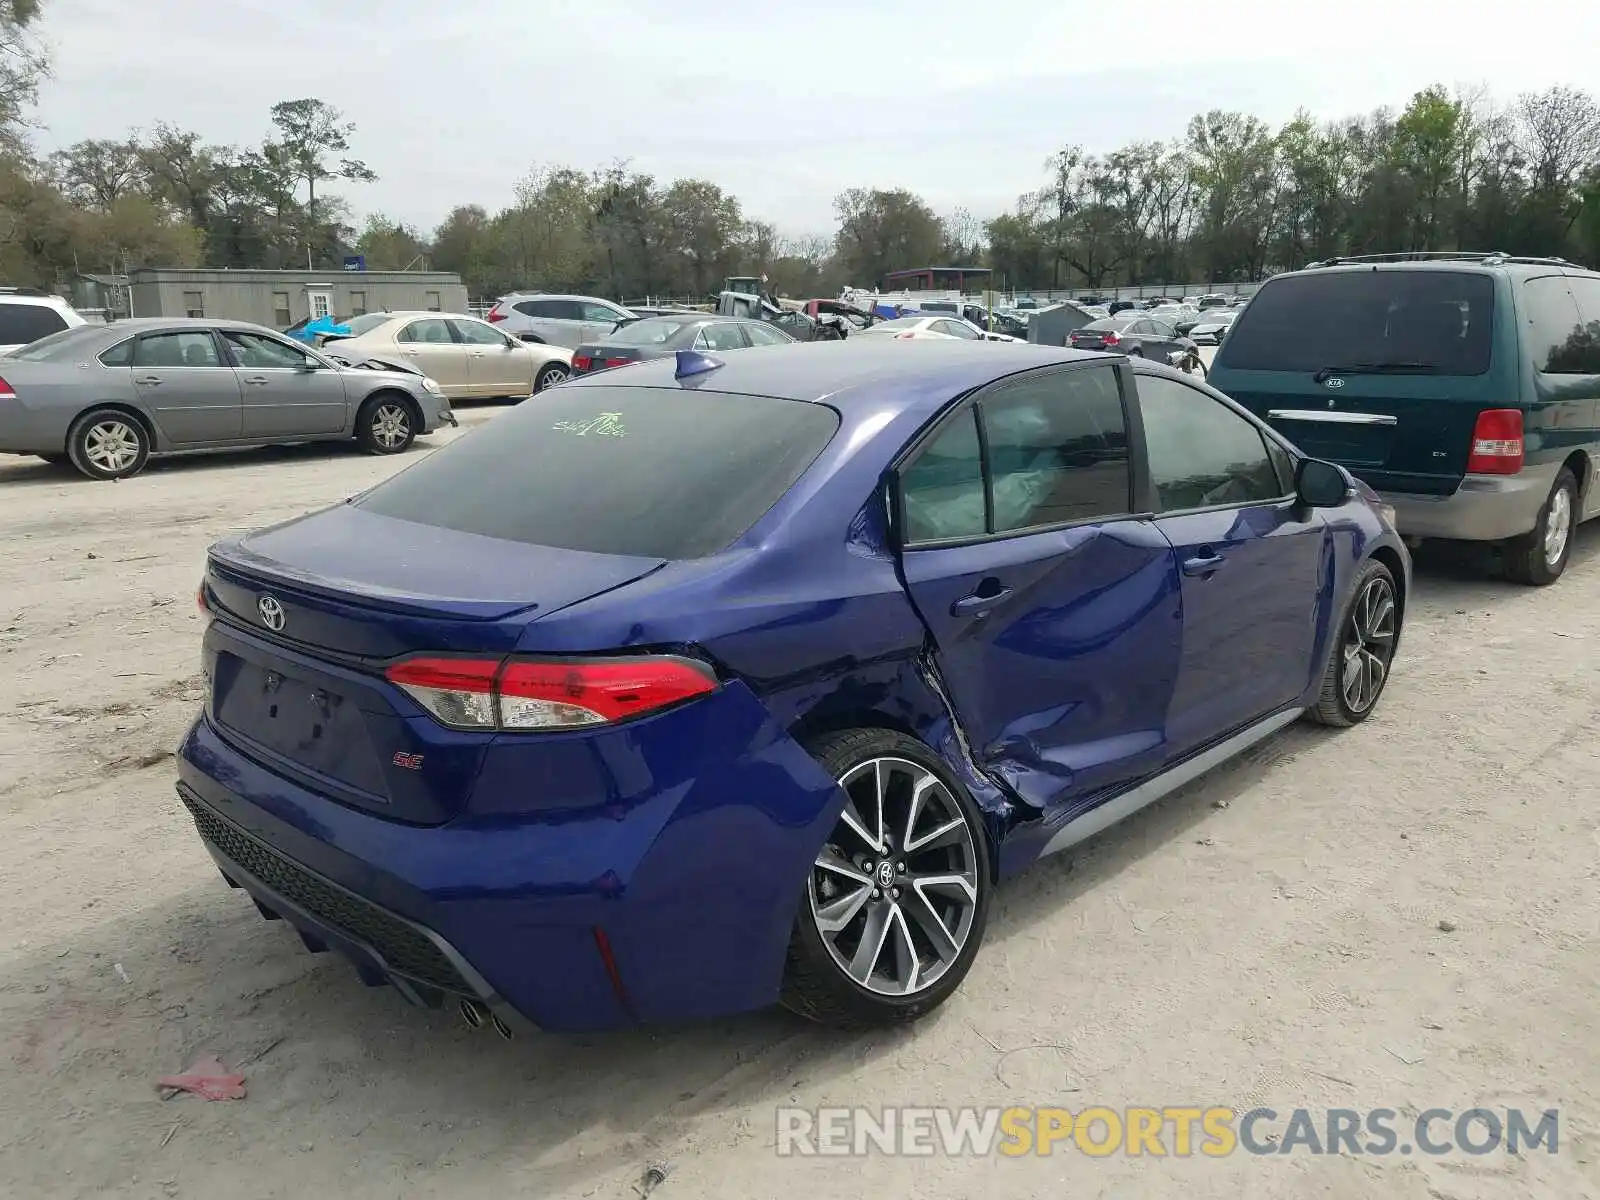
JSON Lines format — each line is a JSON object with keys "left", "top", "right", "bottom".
{"left": 482, "top": 293, "right": 634, "bottom": 349}
{"left": 0, "top": 289, "right": 87, "bottom": 355}
{"left": 855, "top": 315, "right": 1024, "bottom": 343}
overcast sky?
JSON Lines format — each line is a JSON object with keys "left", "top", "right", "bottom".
{"left": 33, "top": 0, "right": 1600, "bottom": 238}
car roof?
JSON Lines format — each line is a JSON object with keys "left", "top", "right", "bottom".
{"left": 1290, "top": 256, "right": 1598, "bottom": 280}
{"left": 564, "top": 339, "right": 1112, "bottom": 418}
{"left": 498, "top": 292, "right": 625, "bottom": 303}
{"left": 0, "top": 292, "right": 74, "bottom": 308}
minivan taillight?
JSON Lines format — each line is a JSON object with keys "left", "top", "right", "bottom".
{"left": 385, "top": 655, "right": 718, "bottom": 731}
{"left": 1466, "top": 408, "right": 1524, "bottom": 474}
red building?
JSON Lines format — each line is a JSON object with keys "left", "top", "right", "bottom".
{"left": 881, "top": 266, "right": 993, "bottom": 293}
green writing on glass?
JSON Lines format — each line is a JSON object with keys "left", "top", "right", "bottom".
{"left": 553, "top": 412, "right": 626, "bottom": 438}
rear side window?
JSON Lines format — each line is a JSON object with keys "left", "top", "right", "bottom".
{"left": 1546, "top": 276, "right": 1600, "bottom": 374}
{"left": 899, "top": 365, "right": 1130, "bottom": 542}
{"left": 0, "top": 302, "right": 68, "bottom": 345}
{"left": 356, "top": 387, "right": 840, "bottom": 559}
{"left": 1221, "top": 270, "right": 1494, "bottom": 375}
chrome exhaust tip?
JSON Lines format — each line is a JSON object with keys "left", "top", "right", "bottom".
{"left": 490, "top": 1012, "right": 513, "bottom": 1041}
{"left": 458, "top": 997, "right": 487, "bottom": 1030}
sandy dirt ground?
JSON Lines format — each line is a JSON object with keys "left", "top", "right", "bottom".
{"left": 2, "top": 388, "right": 1598, "bottom": 1200}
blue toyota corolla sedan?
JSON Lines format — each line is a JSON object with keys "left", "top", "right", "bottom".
{"left": 177, "top": 339, "right": 1410, "bottom": 1034}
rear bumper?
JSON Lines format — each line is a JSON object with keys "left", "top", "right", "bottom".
{"left": 175, "top": 690, "right": 844, "bottom": 1032}
{"left": 1378, "top": 461, "right": 1558, "bottom": 543}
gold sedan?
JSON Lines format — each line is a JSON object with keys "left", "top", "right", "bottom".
{"left": 324, "top": 311, "right": 574, "bottom": 400}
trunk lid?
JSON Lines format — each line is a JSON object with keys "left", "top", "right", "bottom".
{"left": 202, "top": 504, "right": 665, "bottom": 824}
{"left": 570, "top": 344, "right": 648, "bottom": 376}
{"left": 1219, "top": 372, "right": 1506, "bottom": 492}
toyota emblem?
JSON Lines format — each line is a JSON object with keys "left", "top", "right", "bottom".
{"left": 1323, "top": 377, "right": 1345, "bottom": 388}
{"left": 257, "top": 594, "right": 286, "bottom": 632}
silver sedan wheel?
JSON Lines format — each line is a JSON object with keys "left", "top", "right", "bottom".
{"left": 83, "top": 419, "right": 143, "bottom": 474}
{"left": 1544, "top": 484, "right": 1573, "bottom": 568}
{"left": 370, "top": 403, "right": 411, "bottom": 450}
{"left": 536, "top": 363, "right": 569, "bottom": 390}
{"left": 1341, "top": 574, "right": 1397, "bottom": 714}
{"left": 807, "top": 757, "right": 980, "bottom": 997}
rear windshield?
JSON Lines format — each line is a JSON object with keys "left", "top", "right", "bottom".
{"left": 1222, "top": 270, "right": 1494, "bottom": 375}
{"left": 606, "top": 316, "right": 698, "bottom": 345}
{"left": 355, "top": 386, "right": 840, "bottom": 559}
{"left": 7, "top": 324, "right": 100, "bottom": 360}
{"left": 344, "top": 313, "right": 391, "bottom": 336}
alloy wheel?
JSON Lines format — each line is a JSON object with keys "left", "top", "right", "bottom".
{"left": 807, "top": 757, "right": 980, "bottom": 997}
{"left": 538, "top": 364, "right": 569, "bottom": 389}
{"left": 1544, "top": 484, "right": 1573, "bottom": 568}
{"left": 83, "top": 420, "right": 142, "bottom": 474}
{"left": 1341, "top": 575, "right": 1396, "bottom": 714}
{"left": 371, "top": 403, "right": 410, "bottom": 449}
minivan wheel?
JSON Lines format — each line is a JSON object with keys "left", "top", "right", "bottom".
{"left": 1306, "top": 558, "right": 1399, "bottom": 728}
{"left": 780, "top": 729, "right": 992, "bottom": 1028}
{"left": 1505, "top": 467, "right": 1577, "bottom": 586}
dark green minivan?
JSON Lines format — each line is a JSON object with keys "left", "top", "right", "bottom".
{"left": 1209, "top": 254, "right": 1600, "bottom": 584}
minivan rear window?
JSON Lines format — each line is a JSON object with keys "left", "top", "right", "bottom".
{"left": 356, "top": 386, "right": 840, "bottom": 559}
{"left": 1220, "top": 270, "right": 1494, "bottom": 375}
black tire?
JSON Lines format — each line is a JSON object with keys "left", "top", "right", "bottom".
{"left": 354, "top": 393, "right": 416, "bottom": 456}
{"left": 1306, "top": 558, "right": 1399, "bottom": 728}
{"left": 533, "top": 362, "right": 569, "bottom": 393}
{"left": 1126, "top": 347, "right": 1143, "bottom": 358}
{"left": 67, "top": 408, "right": 150, "bottom": 481}
{"left": 780, "top": 728, "right": 993, "bottom": 1028}
{"left": 1504, "top": 467, "right": 1578, "bottom": 586}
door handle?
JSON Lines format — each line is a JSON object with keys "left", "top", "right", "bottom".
{"left": 950, "top": 581, "right": 1012, "bottom": 617}
{"left": 243, "top": 376, "right": 269, "bottom": 386}
{"left": 135, "top": 376, "right": 162, "bottom": 386}
{"left": 1182, "top": 550, "right": 1227, "bottom": 577}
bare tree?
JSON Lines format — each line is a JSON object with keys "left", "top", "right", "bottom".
{"left": 1516, "top": 86, "right": 1600, "bottom": 191}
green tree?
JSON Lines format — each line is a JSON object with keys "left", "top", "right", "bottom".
{"left": 356, "top": 213, "right": 428, "bottom": 270}
{"left": 832, "top": 187, "right": 945, "bottom": 287}
{"left": 268, "top": 98, "right": 376, "bottom": 266}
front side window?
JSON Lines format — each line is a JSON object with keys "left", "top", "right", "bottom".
{"left": 1138, "top": 374, "right": 1284, "bottom": 511}
{"left": 694, "top": 323, "right": 747, "bottom": 351}
{"left": 449, "top": 318, "right": 509, "bottom": 346}
{"left": 135, "top": 331, "right": 222, "bottom": 368}
{"left": 222, "top": 331, "right": 312, "bottom": 369}
{"left": 743, "top": 321, "right": 792, "bottom": 346}
{"left": 398, "top": 318, "right": 454, "bottom": 344}
{"left": 581, "top": 302, "right": 624, "bottom": 323}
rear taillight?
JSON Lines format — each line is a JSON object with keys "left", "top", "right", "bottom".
{"left": 0, "top": 375, "right": 14, "bottom": 400}
{"left": 385, "top": 655, "right": 718, "bottom": 732}
{"left": 572, "top": 354, "right": 593, "bottom": 371}
{"left": 1100, "top": 331, "right": 1120, "bottom": 346}
{"left": 603, "top": 357, "right": 630, "bottom": 369}
{"left": 895, "top": 332, "right": 917, "bottom": 340}
{"left": 197, "top": 580, "right": 211, "bottom": 621}
{"left": 1466, "top": 408, "right": 1524, "bottom": 474}
{"left": 485, "top": 305, "right": 507, "bottom": 323}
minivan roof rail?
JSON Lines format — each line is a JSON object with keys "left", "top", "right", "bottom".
{"left": 0, "top": 285, "right": 53, "bottom": 296}
{"left": 1304, "top": 251, "right": 1573, "bottom": 269}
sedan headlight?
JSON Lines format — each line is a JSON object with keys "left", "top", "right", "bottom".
{"left": 419, "top": 376, "right": 442, "bottom": 395}
{"left": 1378, "top": 503, "right": 1397, "bottom": 528}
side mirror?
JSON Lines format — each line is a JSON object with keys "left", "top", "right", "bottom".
{"left": 296, "top": 359, "right": 320, "bottom": 373}
{"left": 1295, "top": 458, "right": 1349, "bottom": 508}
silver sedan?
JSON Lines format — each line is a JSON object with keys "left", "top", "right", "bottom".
{"left": 0, "top": 318, "right": 455, "bottom": 480}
